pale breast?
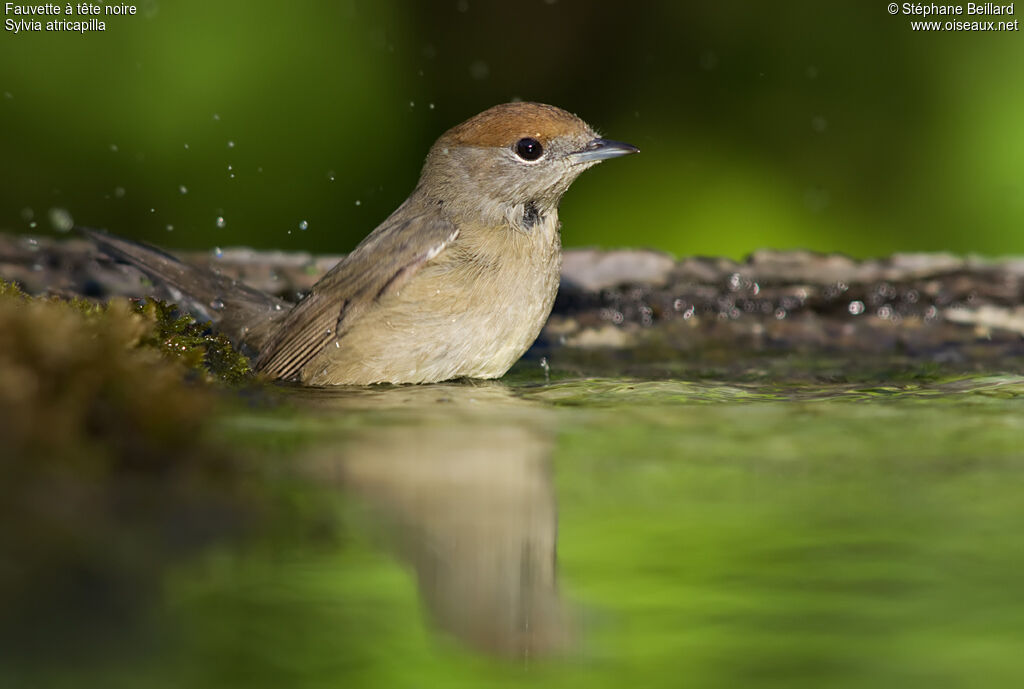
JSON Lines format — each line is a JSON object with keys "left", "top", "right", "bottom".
{"left": 303, "top": 216, "right": 561, "bottom": 385}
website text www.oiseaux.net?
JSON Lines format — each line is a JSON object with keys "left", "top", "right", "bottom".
{"left": 890, "top": 3, "right": 1019, "bottom": 30}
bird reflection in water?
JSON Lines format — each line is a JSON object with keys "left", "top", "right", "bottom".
{"left": 298, "top": 382, "right": 570, "bottom": 658}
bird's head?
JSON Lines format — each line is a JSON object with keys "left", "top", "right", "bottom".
{"left": 420, "top": 102, "right": 638, "bottom": 231}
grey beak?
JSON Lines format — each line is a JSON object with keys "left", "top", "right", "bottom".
{"left": 571, "top": 138, "right": 640, "bottom": 164}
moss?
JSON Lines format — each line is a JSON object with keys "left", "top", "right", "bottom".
{"left": 0, "top": 279, "right": 260, "bottom": 653}
{"left": 0, "top": 278, "right": 28, "bottom": 299}
{"left": 0, "top": 278, "right": 253, "bottom": 384}
{"left": 134, "top": 299, "right": 253, "bottom": 384}
{"left": 0, "top": 281, "right": 215, "bottom": 465}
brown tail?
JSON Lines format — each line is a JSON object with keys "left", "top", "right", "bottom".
{"left": 82, "top": 227, "right": 290, "bottom": 354}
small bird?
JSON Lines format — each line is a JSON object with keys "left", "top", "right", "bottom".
{"left": 89, "top": 102, "right": 638, "bottom": 385}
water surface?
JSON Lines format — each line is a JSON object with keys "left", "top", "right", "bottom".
{"left": 6, "top": 361, "right": 1024, "bottom": 688}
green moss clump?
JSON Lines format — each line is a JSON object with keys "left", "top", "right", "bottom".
{"left": 0, "top": 279, "right": 258, "bottom": 652}
{"left": 0, "top": 282, "right": 215, "bottom": 465}
{"left": 134, "top": 299, "right": 253, "bottom": 384}
{"left": 0, "top": 278, "right": 28, "bottom": 299}
{"left": 0, "top": 277, "right": 253, "bottom": 384}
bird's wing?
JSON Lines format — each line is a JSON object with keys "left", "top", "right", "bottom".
{"left": 255, "top": 199, "right": 459, "bottom": 380}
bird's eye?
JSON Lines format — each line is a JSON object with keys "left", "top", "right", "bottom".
{"left": 514, "top": 137, "right": 543, "bottom": 161}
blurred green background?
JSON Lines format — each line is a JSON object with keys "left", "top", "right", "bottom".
{"left": 1, "top": 0, "right": 1022, "bottom": 259}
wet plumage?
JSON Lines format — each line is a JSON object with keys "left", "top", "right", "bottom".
{"left": 89, "top": 103, "right": 638, "bottom": 385}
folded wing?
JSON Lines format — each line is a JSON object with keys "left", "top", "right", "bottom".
{"left": 255, "top": 198, "right": 459, "bottom": 381}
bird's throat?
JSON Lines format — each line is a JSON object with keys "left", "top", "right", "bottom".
{"left": 522, "top": 201, "right": 542, "bottom": 231}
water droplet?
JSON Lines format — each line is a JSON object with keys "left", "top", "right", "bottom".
{"left": 178, "top": 184, "right": 188, "bottom": 194}
{"left": 227, "top": 140, "right": 235, "bottom": 148}
{"left": 214, "top": 246, "right": 223, "bottom": 258}
{"left": 212, "top": 113, "right": 220, "bottom": 121}
{"left": 183, "top": 143, "right": 190, "bottom": 150}
{"left": 257, "top": 166, "right": 263, "bottom": 173}
{"left": 166, "top": 224, "right": 174, "bottom": 231}
{"left": 209, "top": 298, "right": 225, "bottom": 311}
{"left": 227, "top": 164, "right": 233, "bottom": 171}
{"left": 428, "top": 102, "right": 435, "bottom": 110}
{"left": 469, "top": 60, "right": 489, "bottom": 80}
{"left": 150, "top": 207, "right": 155, "bottom": 213}
{"left": 774, "top": 308, "right": 787, "bottom": 320}
{"left": 354, "top": 199, "right": 361, "bottom": 206}
{"left": 48, "top": 207, "right": 74, "bottom": 232}
{"left": 215, "top": 216, "right": 225, "bottom": 228}
{"left": 114, "top": 186, "right": 126, "bottom": 198}
{"left": 109, "top": 143, "right": 119, "bottom": 152}
{"left": 848, "top": 300, "right": 865, "bottom": 315}
{"left": 298, "top": 220, "right": 309, "bottom": 231}
{"left": 327, "top": 170, "right": 336, "bottom": 181}
{"left": 28, "top": 221, "right": 37, "bottom": 229}
{"left": 409, "top": 101, "right": 415, "bottom": 108}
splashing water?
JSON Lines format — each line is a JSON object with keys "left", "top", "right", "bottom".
{"left": 48, "top": 207, "right": 74, "bottom": 233}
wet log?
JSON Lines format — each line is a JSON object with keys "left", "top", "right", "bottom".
{"left": 2, "top": 233, "right": 1022, "bottom": 366}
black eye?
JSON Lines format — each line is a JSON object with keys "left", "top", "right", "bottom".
{"left": 515, "top": 137, "right": 543, "bottom": 161}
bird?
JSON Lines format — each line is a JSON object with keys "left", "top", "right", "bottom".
{"left": 87, "top": 102, "right": 638, "bottom": 385}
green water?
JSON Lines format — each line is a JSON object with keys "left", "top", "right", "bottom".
{"left": 7, "top": 363, "right": 1024, "bottom": 688}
